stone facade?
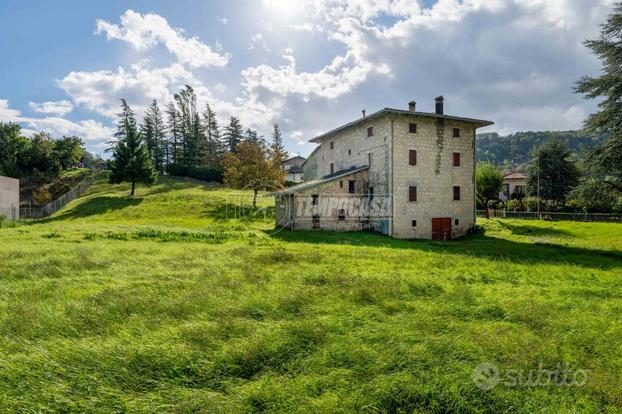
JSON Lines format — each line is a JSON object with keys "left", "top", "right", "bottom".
{"left": 0, "top": 175, "right": 19, "bottom": 220}
{"left": 279, "top": 103, "right": 492, "bottom": 240}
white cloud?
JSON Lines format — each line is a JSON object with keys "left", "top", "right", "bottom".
{"left": 29, "top": 100, "right": 74, "bottom": 116}
{"left": 0, "top": 99, "right": 113, "bottom": 142}
{"left": 219, "top": 17, "right": 228, "bottom": 25}
{"left": 248, "top": 33, "right": 271, "bottom": 52}
{"left": 96, "top": 10, "right": 229, "bottom": 68}
{"left": 58, "top": 63, "right": 200, "bottom": 118}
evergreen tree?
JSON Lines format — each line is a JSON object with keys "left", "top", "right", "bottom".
{"left": 174, "top": 85, "right": 204, "bottom": 165}
{"left": 141, "top": 100, "right": 166, "bottom": 173}
{"left": 109, "top": 99, "right": 157, "bottom": 196}
{"left": 271, "top": 123, "right": 286, "bottom": 157}
{"left": 166, "top": 101, "right": 182, "bottom": 165}
{"left": 107, "top": 99, "right": 136, "bottom": 153}
{"left": 202, "top": 103, "right": 222, "bottom": 168}
{"left": 575, "top": 3, "right": 622, "bottom": 192}
{"left": 527, "top": 140, "right": 580, "bottom": 201}
{"left": 244, "top": 128, "right": 265, "bottom": 147}
{"left": 224, "top": 117, "right": 243, "bottom": 153}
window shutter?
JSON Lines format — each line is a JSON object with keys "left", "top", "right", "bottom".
{"left": 367, "top": 127, "right": 374, "bottom": 137}
{"left": 453, "top": 152, "right": 460, "bottom": 167}
{"left": 453, "top": 186, "right": 460, "bottom": 201}
{"left": 409, "top": 186, "right": 417, "bottom": 202}
{"left": 330, "top": 163, "right": 334, "bottom": 174}
{"left": 409, "top": 150, "right": 417, "bottom": 166}
{"left": 409, "top": 123, "right": 417, "bottom": 133}
{"left": 453, "top": 128, "right": 460, "bottom": 138}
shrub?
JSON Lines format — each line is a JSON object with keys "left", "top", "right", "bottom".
{"left": 32, "top": 187, "right": 52, "bottom": 205}
{"left": 505, "top": 199, "right": 524, "bottom": 211}
{"left": 165, "top": 164, "right": 224, "bottom": 183}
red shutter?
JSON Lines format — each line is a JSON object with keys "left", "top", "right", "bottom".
{"left": 453, "top": 186, "right": 460, "bottom": 201}
{"left": 367, "top": 127, "right": 374, "bottom": 137}
{"left": 453, "top": 152, "right": 460, "bottom": 167}
{"left": 330, "top": 163, "right": 334, "bottom": 174}
{"left": 409, "top": 186, "right": 417, "bottom": 202}
{"left": 409, "top": 150, "right": 417, "bottom": 165}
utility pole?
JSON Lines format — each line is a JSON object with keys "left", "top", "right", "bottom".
{"left": 537, "top": 148, "right": 541, "bottom": 218}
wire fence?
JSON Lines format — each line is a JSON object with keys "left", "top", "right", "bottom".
{"left": 19, "top": 171, "right": 101, "bottom": 220}
{"left": 477, "top": 209, "right": 622, "bottom": 223}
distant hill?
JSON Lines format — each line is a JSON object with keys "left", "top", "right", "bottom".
{"left": 476, "top": 130, "right": 607, "bottom": 166}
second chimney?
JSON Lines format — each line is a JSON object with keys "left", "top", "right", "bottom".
{"left": 435, "top": 96, "right": 444, "bottom": 115}
{"left": 408, "top": 101, "right": 417, "bottom": 112}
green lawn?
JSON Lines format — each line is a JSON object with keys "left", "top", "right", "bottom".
{"left": 1, "top": 176, "right": 621, "bottom": 413}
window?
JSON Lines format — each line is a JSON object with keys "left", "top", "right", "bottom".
{"left": 339, "top": 181, "right": 343, "bottom": 188}
{"left": 330, "top": 141, "right": 334, "bottom": 149}
{"left": 412, "top": 220, "right": 417, "bottom": 227}
{"left": 409, "top": 150, "right": 417, "bottom": 166}
{"left": 453, "top": 186, "right": 461, "bottom": 201}
{"left": 368, "top": 153, "right": 372, "bottom": 166}
{"left": 312, "top": 194, "right": 319, "bottom": 205}
{"left": 368, "top": 187, "right": 374, "bottom": 201}
{"left": 348, "top": 149, "right": 352, "bottom": 156}
{"left": 348, "top": 180, "right": 355, "bottom": 194}
{"left": 453, "top": 128, "right": 460, "bottom": 138}
{"left": 455, "top": 218, "right": 460, "bottom": 226}
{"left": 409, "top": 123, "right": 417, "bottom": 134}
{"left": 312, "top": 215, "right": 320, "bottom": 229}
{"left": 515, "top": 185, "right": 526, "bottom": 195}
{"left": 330, "top": 163, "right": 334, "bottom": 174}
{"left": 338, "top": 209, "right": 346, "bottom": 221}
{"left": 409, "top": 186, "right": 417, "bottom": 202}
{"left": 453, "top": 152, "right": 461, "bottom": 167}
{"left": 503, "top": 183, "right": 510, "bottom": 197}
{"left": 367, "top": 126, "right": 374, "bottom": 137}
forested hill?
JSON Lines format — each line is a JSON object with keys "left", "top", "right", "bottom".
{"left": 476, "top": 130, "right": 607, "bottom": 165}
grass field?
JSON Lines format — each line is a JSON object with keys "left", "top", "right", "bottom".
{"left": 1, "top": 176, "right": 621, "bottom": 413}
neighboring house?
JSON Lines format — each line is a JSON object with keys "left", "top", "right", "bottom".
{"left": 275, "top": 97, "right": 493, "bottom": 240}
{"left": 282, "top": 155, "right": 306, "bottom": 183}
{"left": 500, "top": 172, "right": 528, "bottom": 200}
{"left": 0, "top": 175, "right": 19, "bottom": 220}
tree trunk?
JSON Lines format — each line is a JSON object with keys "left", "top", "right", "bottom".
{"left": 253, "top": 189, "right": 258, "bottom": 208}
{"left": 485, "top": 200, "right": 490, "bottom": 219}
{"left": 131, "top": 181, "right": 136, "bottom": 196}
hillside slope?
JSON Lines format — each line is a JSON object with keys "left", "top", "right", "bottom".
{"left": 0, "top": 177, "right": 621, "bottom": 412}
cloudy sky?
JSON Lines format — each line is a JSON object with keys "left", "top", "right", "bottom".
{"left": 0, "top": 0, "right": 614, "bottom": 157}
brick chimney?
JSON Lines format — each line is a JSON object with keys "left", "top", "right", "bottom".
{"left": 408, "top": 101, "right": 417, "bottom": 112}
{"left": 435, "top": 96, "right": 444, "bottom": 115}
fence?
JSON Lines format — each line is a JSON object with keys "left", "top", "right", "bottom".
{"left": 19, "top": 171, "right": 101, "bottom": 220}
{"left": 476, "top": 209, "right": 622, "bottom": 223}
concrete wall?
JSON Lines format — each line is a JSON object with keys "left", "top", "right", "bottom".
{"left": 391, "top": 116, "right": 476, "bottom": 239}
{"left": 302, "top": 148, "right": 320, "bottom": 181}
{"left": 0, "top": 175, "right": 19, "bottom": 219}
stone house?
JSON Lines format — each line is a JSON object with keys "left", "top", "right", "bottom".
{"left": 276, "top": 97, "right": 493, "bottom": 240}
{"left": 0, "top": 175, "right": 19, "bottom": 220}
{"left": 282, "top": 155, "right": 305, "bottom": 183}
{"left": 500, "top": 172, "right": 528, "bottom": 200}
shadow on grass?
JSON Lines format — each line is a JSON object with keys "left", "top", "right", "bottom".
{"left": 42, "top": 196, "right": 143, "bottom": 222}
{"left": 496, "top": 221, "right": 574, "bottom": 237}
{"left": 268, "top": 227, "right": 622, "bottom": 270}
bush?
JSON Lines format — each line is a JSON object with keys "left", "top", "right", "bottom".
{"left": 165, "top": 164, "right": 224, "bottom": 183}
{"left": 505, "top": 199, "right": 524, "bottom": 212}
{"left": 32, "top": 187, "right": 52, "bottom": 205}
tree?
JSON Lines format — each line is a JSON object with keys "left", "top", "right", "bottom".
{"left": 141, "top": 100, "right": 166, "bottom": 173}
{"left": 27, "top": 132, "right": 60, "bottom": 176}
{"left": 224, "top": 117, "right": 243, "bottom": 153}
{"left": 166, "top": 101, "right": 182, "bottom": 165}
{"left": 575, "top": 3, "right": 622, "bottom": 193}
{"left": 202, "top": 103, "right": 222, "bottom": 168}
{"left": 222, "top": 140, "right": 283, "bottom": 207}
{"left": 244, "top": 128, "right": 265, "bottom": 147}
{"left": 270, "top": 123, "right": 286, "bottom": 159}
{"left": 527, "top": 140, "right": 580, "bottom": 201}
{"left": 109, "top": 99, "right": 157, "bottom": 196}
{"left": 0, "top": 122, "right": 29, "bottom": 177}
{"left": 53, "top": 136, "right": 84, "bottom": 170}
{"left": 476, "top": 161, "right": 503, "bottom": 218}
{"left": 174, "top": 85, "right": 204, "bottom": 165}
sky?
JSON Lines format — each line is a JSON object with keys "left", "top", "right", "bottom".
{"left": 0, "top": 0, "right": 615, "bottom": 158}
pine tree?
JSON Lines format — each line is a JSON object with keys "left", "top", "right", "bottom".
{"left": 224, "top": 117, "right": 243, "bottom": 153}
{"left": 244, "top": 128, "right": 265, "bottom": 147}
{"left": 575, "top": 3, "right": 622, "bottom": 192}
{"left": 166, "top": 101, "right": 182, "bottom": 165}
{"left": 174, "top": 85, "right": 204, "bottom": 166}
{"left": 270, "top": 123, "right": 287, "bottom": 162}
{"left": 141, "top": 100, "right": 166, "bottom": 173}
{"left": 109, "top": 99, "right": 157, "bottom": 196}
{"left": 107, "top": 99, "right": 136, "bottom": 153}
{"left": 202, "top": 103, "right": 222, "bottom": 168}
{"left": 526, "top": 140, "right": 580, "bottom": 201}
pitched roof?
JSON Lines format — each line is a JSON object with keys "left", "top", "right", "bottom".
{"left": 283, "top": 155, "right": 306, "bottom": 163}
{"left": 503, "top": 172, "right": 528, "bottom": 180}
{"left": 310, "top": 108, "right": 493, "bottom": 143}
{"left": 276, "top": 165, "right": 369, "bottom": 194}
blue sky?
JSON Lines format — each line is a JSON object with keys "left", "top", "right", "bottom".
{"left": 0, "top": 0, "right": 614, "bottom": 157}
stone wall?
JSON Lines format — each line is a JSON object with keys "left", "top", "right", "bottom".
{"left": 391, "top": 116, "right": 476, "bottom": 239}
{"left": 0, "top": 175, "right": 19, "bottom": 220}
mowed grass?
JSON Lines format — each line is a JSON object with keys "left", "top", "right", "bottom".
{"left": 1, "top": 176, "right": 621, "bottom": 413}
